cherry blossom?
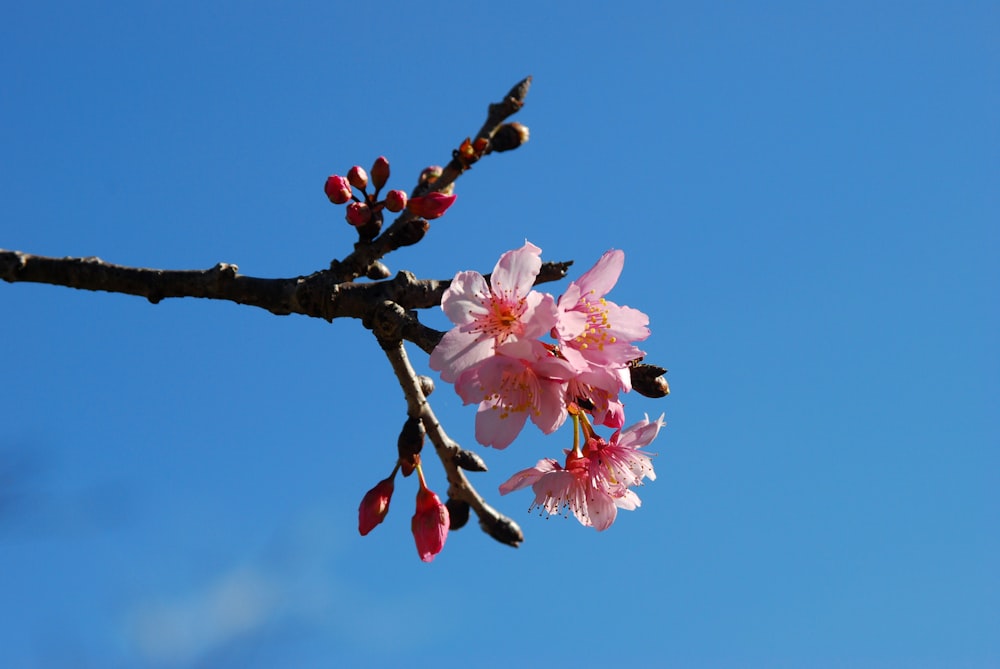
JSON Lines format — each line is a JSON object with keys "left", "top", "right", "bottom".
{"left": 553, "top": 249, "right": 650, "bottom": 373}
{"left": 429, "top": 242, "right": 557, "bottom": 383}
{"left": 499, "top": 413, "right": 663, "bottom": 530}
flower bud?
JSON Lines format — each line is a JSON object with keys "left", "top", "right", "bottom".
{"left": 418, "top": 165, "right": 443, "bottom": 186}
{"left": 490, "top": 122, "right": 530, "bottom": 153}
{"left": 324, "top": 175, "right": 352, "bottom": 204}
{"left": 358, "top": 476, "right": 394, "bottom": 536}
{"left": 345, "top": 201, "right": 372, "bottom": 226}
{"left": 370, "top": 156, "right": 390, "bottom": 190}
{"left": 365, "top": 260, "right": 391, "bottom": 280}
{"left": 412, "top": 486, "right": 449, "bottom": 562}
{"left": 397, "top": 416, "right": 425, "bottom": 477}
{"left": 407, "top": 193, "right": 457, "bottom": 220}
{"left": 347, "top": 165, "right": 368, "bottom": 190}
{"left": 417, "top": 375, "right": 435, "bottom": 397}
{"left": 630, "top": 363, "right": 670, "bottom": 398}
{"left": 445, "top": 498, "right": 470, "bottom": 530}
{"left": 383, "top": 189, "right": 408, "bottom": 213}
{"left": 391, "top": 217, "right": 429, "bottom": 247}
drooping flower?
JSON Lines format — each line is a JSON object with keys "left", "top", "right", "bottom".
{"left": 411, "top": 472, "right": 449, "bottom": 562}
{"left": 358, "top": 476, "right": 395, "bottom": 536}
{"left": 499, "top": 413, "right": 664, "bottom": 530}
{"left": 430, "top": 241, "right": 557, "bottom": 383}
{"left": 498, "top": 449, "right": 620, "bottom": 530}
{"left": 584, "top": 413, "right": 662, "bottom": 499}
{"left": 553, "top": 249, "right": 650, "bottom": 373}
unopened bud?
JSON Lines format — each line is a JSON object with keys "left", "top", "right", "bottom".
{"left": 384, "top": 189, "right": 408, "bottom": 213}
{"left": 345, "top": 201, "right": 372, "bottom": 226}
{"left": 446, "top": 498, "right": 471, "bottom": 530}
{"left": 417, "top": 375, "right": 435, "bottom": 397}
{"left": 358, "top": 476, "right": 394, "bottom": 536}
{"left": 397, "top": 416, "right": 425, "bottom": 477}
{"left": 347, "top": 165, "right": 368, "bottom": 190}
{"left": 418, "top": 165, "right": 443, "bottom": 186}
{"left": 630, "top": 363, "right": 670, "bottom": 398}
{"left": 491, "top": 122, "right": 530, "bottom": 153}
{"left": 407, "top": 193, "right": 457, "bottom": 220}
{"left": 365, "top": 261, "right": 391, "bottom": 280}
{"left": 412, "top": 486, "right": 449, "bottom": 562}
{"left": 392, "top": 217, "right": 429, "bottom": 248}
{"left": 453, "top": 448, "right": 488, "bottom": 472}
{"left": 370, "top": 156, "right": 390, "bottom": 190}
{"left": 324, "top": 175, "right": 352, "bottom": 204}
{"left": 480, "top": 513, "right": 523, "bottom": 548}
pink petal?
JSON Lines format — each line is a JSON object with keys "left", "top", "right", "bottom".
{"left": 491, "top": 241, "right": 542, "bottom": 300}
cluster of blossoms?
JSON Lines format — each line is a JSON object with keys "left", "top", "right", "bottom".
{"left": 325, "top": 157, "right": 457, "bottom": 240}
{"left": 430, "top": 241, "right": 664, "bottom": 530}
{"left": 357, "top": 241, "right": 664, "bottom": 561}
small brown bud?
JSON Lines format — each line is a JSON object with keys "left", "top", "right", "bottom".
{"left": 397, "top": 416, "right": 425, "bottom": 476}
{"left": 417, "top": 375, "right": 435, "bottom": 397}
{"left": 445, "top": 498, "right": 470, "bottom": 530}
{"left": 631, "top": 363, "right": 670, "bottom": 398}
{"left": 490, "top": 122, "right": 530, "bottom": 153}
{"left": 370, "top": 156, "right": 390, "bottom": 190}
{"left": 392, "top": 217, "right": 429, "bottom": 247}
{"left": 365, "top": 261, "right": 391, "bottom": 280}
{"left": 452, "top": 448, "right": 488, "bottom": 472}
{"left": 480, "top": 513, "right": 523, "bottom": 548}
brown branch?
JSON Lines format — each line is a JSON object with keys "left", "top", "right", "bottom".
{"left": 329, "top": 76, "right": 533, "bottom": 282}
{"left": 1, "top": 249, "right": 575, "bottom": 356}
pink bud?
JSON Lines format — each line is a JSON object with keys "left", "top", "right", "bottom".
{"left": 324, "top": 175, "right": 352, "bottom": 204}
{"left": 407, "top": 193, "right": 457, "bottom": 220}
{"left": 345, "top": 201, "right": 372, "bottom": 226}
{"left": 384, "top": 189, "right": 408, "bottom": 213}
{"left": 370, "top": 156, "right": 390, "bottom": 190}
{"left": 358, "top": 477, "right": 394, "bottom": 536}
{"left": 347, "top": 165, "right": 368, "bottom": 190}
{"left": 411, "top": 486, "right": 449, "bottom": 562}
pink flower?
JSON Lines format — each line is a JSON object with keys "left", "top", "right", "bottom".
{"left": 358, "top": 476, "right": 394, "bottom": 536}
{"left": 453, "top": 341, "right": 575, "bottom": 448}
{"left": 584, "top": 413, "right": 662, "bottom": 499}
{"left": 499, "top": 413, "right": 663, "bottom": 530}
{"left": 324, "top": 175, "right": 352, "bottom": 204}
{"left": 498, "top": 449, "right": 619, "bottom": 530}
{"left": 407, "top": 192, "right": 457, "bottom": 219}
{"left": 430, "top": 242, "right": 558, "bottom": 383}
{"left": 411, "top": 485, "right": 449, "bottom": 562}
{"left": 553, "top": 249, "right": 650, "bottom": 373}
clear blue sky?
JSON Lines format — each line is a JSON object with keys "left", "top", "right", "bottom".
{"left": 2, "top": 2, "right": 997, "bottom": 668}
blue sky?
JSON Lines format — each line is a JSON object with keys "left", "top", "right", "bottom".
{"left": 2, "top": 2, "right": 997, "bottom": 668}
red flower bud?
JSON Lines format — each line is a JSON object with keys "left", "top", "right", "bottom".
{"left": 346, "top": 201, "right": 372, "bottom": 226}
{"left": 407, "top": 192, "right": 457, "bottom": 220}
{"left": 358, "top": 477, "right": 394, "bottom": 536}
{"left": 411, "top": 486, "right": 449, "bottom": 562}
{"left": 370, "top": 156, "right": 390, "bottom": 190}
{"left": 347, "top": 165, "right": 368, "bottom": 190}
{"left": 384, "top": 189, "right": 408, "bottom": 213}
{"left": 324, "top": 175, "right": 352, "bottom": 204}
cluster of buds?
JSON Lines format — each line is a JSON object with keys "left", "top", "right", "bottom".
{"left": 357, "top": 383, "right": 451, "bottom": 562}
{"left": 324, "top": 156, "right": 410, "bottom": 241}
{"left": 324, "top": 157, "right": 458, "bottom": 242}
{"left": 358, "top": 456, "right": 450, "bottom": 562}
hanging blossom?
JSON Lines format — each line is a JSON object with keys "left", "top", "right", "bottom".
{"left": 498, "top": 411, "right": 664, "bottom": 530}
{"left": 431, "top": 241, "right": 652, "bottom": 449}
